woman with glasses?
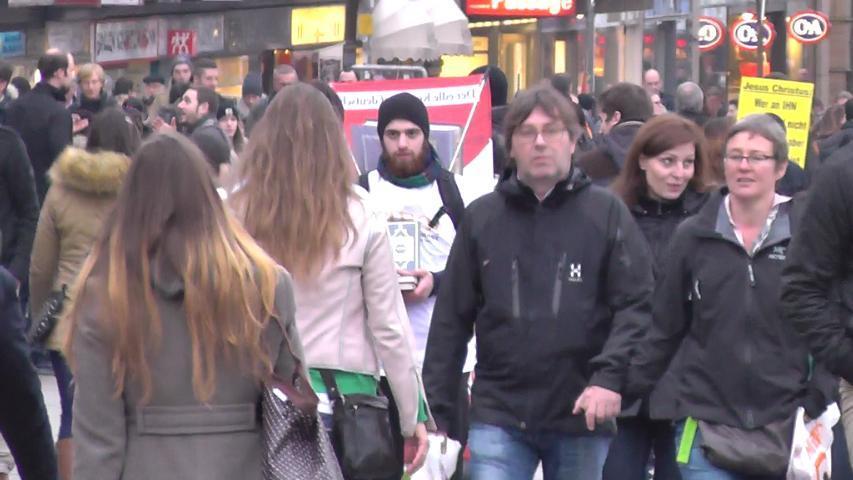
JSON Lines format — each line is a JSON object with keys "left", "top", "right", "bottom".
{"left": 626, "top": 114, "right": 836, "bottom": 480}
{"left": 605, "top": 114, "right": 709, "bottom": 480}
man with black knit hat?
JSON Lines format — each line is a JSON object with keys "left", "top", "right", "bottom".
{"left": 359, "top": 92, "right": 480, "bottom": 477}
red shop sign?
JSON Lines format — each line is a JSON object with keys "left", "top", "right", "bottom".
{"left": 167, "top": 30, "right": 197, "bottom": 57}
{"left": 466, "top": 0, "right": 575, "bottom": 17}
{"left": 698, "top": 16, "right": 726, "bottom": 53}
{"left": 787, "top": 10, "right": 831, "bottom": 45}
{"left": 730, "top": 17, "right": 776, "bottom": 51}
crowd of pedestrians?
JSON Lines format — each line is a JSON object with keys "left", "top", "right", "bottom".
{"left": 1, "top": 47, "right": 853, "bottom": 480}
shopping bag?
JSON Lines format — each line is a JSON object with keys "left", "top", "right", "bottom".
{"left": 409, "top": 434, "right": 462, "bottom": 480}
{"left": 787, "top": 403, "right": 841, "bottom": 480}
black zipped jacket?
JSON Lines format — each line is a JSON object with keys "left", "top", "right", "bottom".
{"left": 626, "top": 190, "right": 835, "bottom": 428}
{"left": 781, "top": 155, "right": 853, "bottom": 384}
{"left": 423, "top": 168, "right": 654, "bottom": 436}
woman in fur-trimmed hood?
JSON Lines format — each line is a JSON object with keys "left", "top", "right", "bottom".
{"left": 28, "top": 106, "right": 140, "bottom": 480}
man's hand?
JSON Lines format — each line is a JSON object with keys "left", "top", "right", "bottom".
{"left": 404, "top": 422, "right": 429, "bottom": 475}
{"left": 399, "top": 269, "right": 434, "bottom": 302}
{"left": 72, "top": 114, "right": 89, "bottom": 134}
{"left": 572, "top": 386, "right": 621, "bottom": 431}
{"left": 152, "top": 115, "right": 177, "bottom": 133}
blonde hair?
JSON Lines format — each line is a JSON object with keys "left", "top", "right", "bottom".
{"left": 232, "top": 83, "right": 356, "bottom": 279}
{"left": 77, "top": 63, "right": 104, "bottom": 83}
{"left": 66, "top": 133, "right": 280, "bottom": 404}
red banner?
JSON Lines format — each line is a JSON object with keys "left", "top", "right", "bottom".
{"left": 332, "top": 76, "right": 495, "bottom": 189}
{"left": 466, "top": 0, "right": 575, "bottom": 17}
{"left": 167, "top": 30, "right": 197, "bottom": 57}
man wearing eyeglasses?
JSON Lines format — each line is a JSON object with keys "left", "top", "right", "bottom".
{"left": 423, "top": 85, "right": 654, "bottom": 480}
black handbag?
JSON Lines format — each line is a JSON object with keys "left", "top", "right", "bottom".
{"left": 698, "top": 416, "right": 795, "bottom": 476}
{"left": 28, "top": 285, "right": 68, "bottom": 345}
{"left": 319, "top": 370, "right": 402, "bottom": 480}
{"left": 262, "top": 317, "right": 342, "bottom": 480}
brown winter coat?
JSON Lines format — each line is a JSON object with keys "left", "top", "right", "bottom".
{"left": 29, "top": 147, "right": 130, "bottom": 352}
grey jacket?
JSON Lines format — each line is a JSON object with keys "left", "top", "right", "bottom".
{"left": 72, "top": 265, "right": 304, "bottom": 480}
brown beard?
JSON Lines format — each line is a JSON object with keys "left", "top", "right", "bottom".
{"left": 380, "top": 142, "right": 430, "bottom": 178}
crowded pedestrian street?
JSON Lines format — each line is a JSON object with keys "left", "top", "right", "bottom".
{"left": 1, "top": 1, "right": 853, "bottom": 480}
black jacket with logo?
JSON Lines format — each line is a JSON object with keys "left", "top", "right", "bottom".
{"left": 627, "top": 190, "right": 835, "bottom": 428}
{"left": 782, "top": 154, "right": 853, "bottom": 384}
{"left": 423, "top": 168, "right": 654, "bottom": 435}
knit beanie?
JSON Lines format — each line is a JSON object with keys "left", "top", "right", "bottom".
{"left": 377, "top": 92, "right": 430, "bottom": 138}
{"left": 242, "top": 72, "right": 263, "bottom": 97}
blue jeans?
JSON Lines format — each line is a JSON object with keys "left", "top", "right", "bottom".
{"left": 468, "top": 422, "right": 610, "bottom": 480}
{"left": 673, "top": 421, "right": 784, "bottom": 480}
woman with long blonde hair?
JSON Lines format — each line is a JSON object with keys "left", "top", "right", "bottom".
{"left": 232, "top": 83, "right": 431, "bottom": 478}
{"left": 66, "top": 132, "right": 305, "bottom": 480}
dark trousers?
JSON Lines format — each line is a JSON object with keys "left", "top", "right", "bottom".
{"left": 603, "top": 416, "right": 681, "bottom": 480}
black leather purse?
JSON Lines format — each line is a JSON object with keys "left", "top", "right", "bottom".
{"left": 28, "top": 285, "right": 68, "bottom": 345}
{"left": 698, "top": 416, "right": 795, "bottom": 476}
{"left": 319, "top": 370, "right": 402, "bottom": 480}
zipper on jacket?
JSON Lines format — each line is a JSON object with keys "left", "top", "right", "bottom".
{"left": 552, "top": 253, "right": 567, "bottom": 316}
{"left": 747, "top": 262, "right": 756, "bottom": 287}
{"left": 511, "top": 258, "right": 521, "bottom": 320}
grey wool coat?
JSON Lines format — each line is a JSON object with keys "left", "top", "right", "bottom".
{"left": 71, "top": 263, "right": 305, "bottom": 480}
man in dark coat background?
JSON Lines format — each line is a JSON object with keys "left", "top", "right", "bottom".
{"left": 5, "top": 52, "right": 73, "bottom": 203}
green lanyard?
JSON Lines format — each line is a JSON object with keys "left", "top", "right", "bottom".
{"left": 677, "top": 417, "right": 699, "bottom": 464}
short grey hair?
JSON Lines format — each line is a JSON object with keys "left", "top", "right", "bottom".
{"left": 675, "top": 82, "right": 704, "bottom": 114}
{"left": 726, "top": 114, "right": 788, "bottom": 165}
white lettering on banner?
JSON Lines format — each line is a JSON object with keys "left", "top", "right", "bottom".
{"left": 337, "top": 85, "right": 482, "bottom": 111}
{"left": 490, "top": 0, "right": 573, "bottom": 15}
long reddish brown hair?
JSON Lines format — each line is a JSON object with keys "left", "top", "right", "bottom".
{"left": 231, "top": 83, "right": 356, "bottom": 280}
{"left": 611, "top": 113, "right": 709, "bottom": 208}
{"left": 66, "top": 133, "right": 280, "bottom": 403}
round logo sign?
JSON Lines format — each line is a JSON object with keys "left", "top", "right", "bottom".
{"left": 698, "top": 16, "right": 726, "bottom": 53}
{"left": 731, "top": 18, "right": 776, "bottom": 50}
{"left": 788, "top": 10, "right": 831, "bottom": 44}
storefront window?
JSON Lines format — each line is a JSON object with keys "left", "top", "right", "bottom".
{"left": 216, "top": 56, "right": 250, "bottom": 98}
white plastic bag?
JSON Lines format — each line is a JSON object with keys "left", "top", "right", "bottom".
{"left": 410, "top": 434, "right": 462, "bottom": 480}
{"left": 787, "top": 403, "right": 841, "bottom": 480}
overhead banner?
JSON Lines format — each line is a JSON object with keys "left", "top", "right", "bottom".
{"left": 737, "top": 76, "right": 814, "bottom": 167}
{"left": 332, "top": 75, "right": 495, "bottom": 192}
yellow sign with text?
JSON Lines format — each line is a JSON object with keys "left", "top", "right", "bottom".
{"left": 292, "top": 5, "right": 346, "bottom": 46}
{"left": 737, "top": 77, "right": 814, "bottom": 167}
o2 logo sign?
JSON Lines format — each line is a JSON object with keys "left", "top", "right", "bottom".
{"left": 788, "top": 10, "right": 831, "bottom": 44}
{"left": 731, "top": 17, "right": 776, "bottom": 50}
{"left": 698, "top": 16, "right": 726, "bottom": 53}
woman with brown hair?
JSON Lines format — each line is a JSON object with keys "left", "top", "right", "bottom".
{"left": 232, "top": 83, "right": 430, "bottom": 478}
{"left": 29, "top": 106, "right": 141, "bottom": 480}
{"left": 605, "top": 113, "right": 710, "bottom": 480}
{"left": 66, "top": 132, "right": 305, "bottom": 480}
{"left": 702, "top": 116, "right": 734, "bottom": 187}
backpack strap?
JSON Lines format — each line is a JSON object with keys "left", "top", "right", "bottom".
{"left": 436, "top": 170, "right": 465, "bottom": 230}
{"left": 357, "top": 172, "right": 371, "bottom": 191}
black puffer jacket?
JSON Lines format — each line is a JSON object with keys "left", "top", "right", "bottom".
{"left": 782, "top": 153, "right": 853, "bottom": 384}
{"left": 628, "top": 190, "right": 836, "bottom": 427}
{"left": 631, "top": 188, "right": 709, "bottom": 276}
{"left": 629, "top": 188, "right": 708, "bottom": 419}
{"left": 424, "top": 168, "right": 654, "bottom": 436}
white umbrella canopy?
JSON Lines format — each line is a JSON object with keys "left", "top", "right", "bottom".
{"left": 370, "top": 0, "right": 473, "bottom": 61}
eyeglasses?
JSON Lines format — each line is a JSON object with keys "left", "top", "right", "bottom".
{"left": 724, "top": 153, "right": 776, "bottom": 165}
{"left": 514, "top": 124, "right": 568, "bottom": 144}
